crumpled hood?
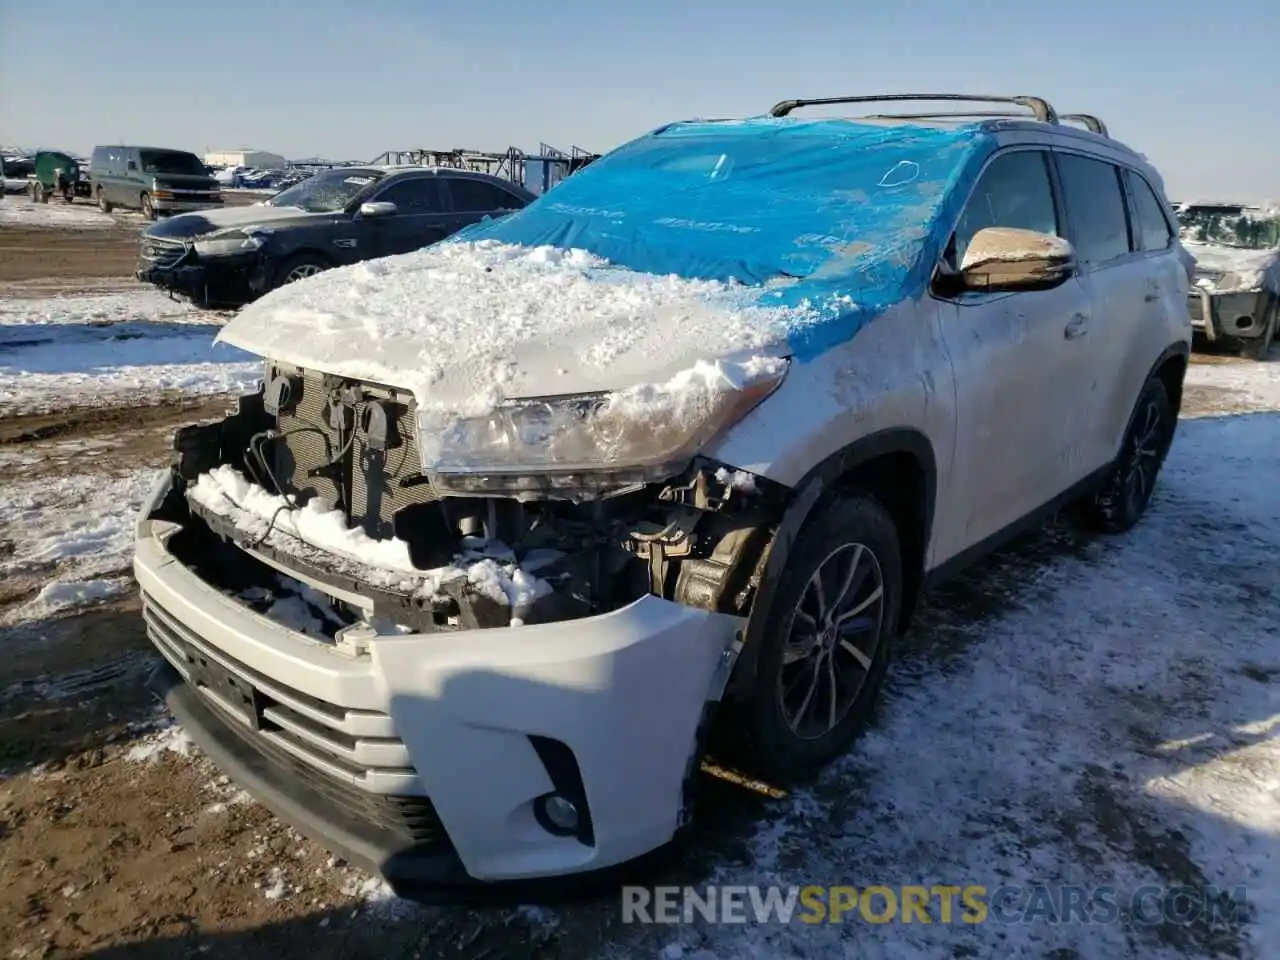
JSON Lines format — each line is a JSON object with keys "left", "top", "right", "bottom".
{"left": 215, "top": 240, "right": 812, "bottom": 413}
{"left": 144, "top": 204, "right": 335, "bottom": 240}
{"left": 1184, "top": 241, "right": 1280, "bottom": 294}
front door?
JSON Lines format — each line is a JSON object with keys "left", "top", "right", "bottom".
{"left": 363, "top": 176, "right": 451, "bottom": 258}
{"left": 935, "top": 147, "right": 1097, "bottom": 555}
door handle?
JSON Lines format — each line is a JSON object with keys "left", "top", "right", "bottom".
{"left": 1064, "top": 314, "right": 1090, "bottom": 339}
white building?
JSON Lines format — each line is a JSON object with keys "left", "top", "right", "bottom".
{"left": 204, "top": 149, "right": 288, "bottom": 169}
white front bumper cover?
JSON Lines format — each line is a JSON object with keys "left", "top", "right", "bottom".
{"left": 133, "top": 470, "right": 744, "bottom": 897}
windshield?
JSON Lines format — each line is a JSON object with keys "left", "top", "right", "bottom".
{"left": 268, "top": 169, "right": 385, "bottom": 213}
{"left": 139, "top": 150, "right": 207, "bottom": 176}
{"left": 453, "top": 120, "right": 984, "bottom": 285}
{"left": 1178, "top": 207, "right": 1280, "bottom": 250}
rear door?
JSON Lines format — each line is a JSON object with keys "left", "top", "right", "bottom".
{"left": 363, "top": 175, "right": 450, "bottom": 257}
{"left": 440, "top": 176, "right": 527, "bottom": 235}
{"left": 936, "top": 146, "right": 1096, "bottom": 551}
{"left": 1052, "top": 152, "right": 1154, "bottom": 467}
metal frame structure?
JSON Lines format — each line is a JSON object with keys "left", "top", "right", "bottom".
{"left": 765, "top": 94, "right": 1117, "bottom": 136}
{"left": 367, "top": 144, "right": 601, "bottom": 193}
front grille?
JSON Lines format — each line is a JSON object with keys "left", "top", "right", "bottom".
{"left": 272, "top": 370, "right": 438, "bottom": 538}
{"left": 142, "top": 592, "right": 430, "bottom": 804}
{"left": 140, "top": 238, "right": 188, "bottom": 269}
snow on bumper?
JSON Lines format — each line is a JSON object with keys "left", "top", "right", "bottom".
{"left": 134, "top": 471, "right": 743, "bottom": 885}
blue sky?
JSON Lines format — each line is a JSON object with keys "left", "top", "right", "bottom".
{"left": 1, "top": 0, "right": 1276, "bottom": 201}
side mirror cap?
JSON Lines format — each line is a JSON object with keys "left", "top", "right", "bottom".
{"left": 959, "top": 227, "right": 1076, "bottom": 292}
{"left": 359, "top": 201, "right": 397, "bottom": 218}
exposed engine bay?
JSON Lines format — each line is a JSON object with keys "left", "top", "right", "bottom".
{"left": 152, "top": 363, "right": 789, "bottom": 637}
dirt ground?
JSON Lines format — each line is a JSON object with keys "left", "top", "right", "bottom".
{"left": 0, "top": 222, "right": 1270, "bottom": 959}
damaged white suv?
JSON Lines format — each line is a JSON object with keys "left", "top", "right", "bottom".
{"left": 135, "top": 94, "right": 1192, "bottom": 897}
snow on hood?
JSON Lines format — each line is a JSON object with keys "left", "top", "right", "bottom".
{"left": 146, "top": 204, "right": 332, "bottom": 239}
{"left": 215, "top": 240, "right": 817, "bottom": 412}
{"left": 1184, "top": 240, "right": 1280, "bottom": 294}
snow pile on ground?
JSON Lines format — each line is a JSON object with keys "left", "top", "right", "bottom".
{"left": 643, "top": 410, "right": 1280, "bottom": 959}
{"left": 126, "top": 721, "right": 194, "bottom": 763}
{"left": 7, "top": 577, "right": 131, "bottom": 622}
{"left": 189, "top": 464, "right": 553, "bottom": 615}
{"left": 0, "top": 470, "right": 156, "bottom": 624}
{"left": 1185, "top": 358, "right": 1280, "bottom": 412}
{"left": 0, "top": 200, "right": 132, "bottom": 229}
{"left": 1185, "top": 240, "right": 1280, "bottom": 294}
{"left": 216, "top": 240, "right": 810, "bottom": 413}
{"left": 0, "top": 291, "right": 260, "bottom": 415}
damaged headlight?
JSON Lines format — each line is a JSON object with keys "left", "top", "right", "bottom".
{"left": 193, "top": 228, "right": 271, "bottom": 258}
{"left": 418, "top": 357, "right": 789, "bottom": 496}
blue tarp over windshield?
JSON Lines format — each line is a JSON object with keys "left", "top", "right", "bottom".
{"left": 452, "top": 117, "right": 997, "bottom": 360}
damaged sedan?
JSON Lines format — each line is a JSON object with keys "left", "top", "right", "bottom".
{"left": 1178, "top": 202, "right": 1280, "bottom": 357}
{"left": 136, "top": 94, "right": 1192, "bottom": 898}
{"left": 136, "top": 166, "right": 533, "bottom": 308}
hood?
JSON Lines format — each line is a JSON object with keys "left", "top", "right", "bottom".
{"left": 1184, "top": 241, "right": 1280, "bottom": 294}
{"left": 216, "top": 240, "right": 809, "bottom": 413}
{"left": 144, "top": 204, "right": 336, "bottom": 240}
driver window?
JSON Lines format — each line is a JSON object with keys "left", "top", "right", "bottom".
{"left": 950, "top": 151, "right": 1060, "bottom": 266}
{"left": 373, "top": 177, "right": 444, "bottom": 213}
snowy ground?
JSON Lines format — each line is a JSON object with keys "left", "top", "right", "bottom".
{"left": 0, "top": 290, "right": 260, "bottom": 415}
{"left": 0, "top": 198, "right": 137, "bottom": 229}
{"left": 1, "top": 337, "right": 1278, "bottom": 955}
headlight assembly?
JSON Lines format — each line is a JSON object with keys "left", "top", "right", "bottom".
{"left": 193, "top": 229, "right": 270, "bottom": 258}
{"left": 417, "top": 356, "right": 788, "bottom": 497}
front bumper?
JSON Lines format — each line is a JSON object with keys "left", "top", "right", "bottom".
{"left": 1188, "top": 287, "right": 1271, "bottom": 341}
{"left": 134, "top": 471, "right": 742, "bottom": 893}
{"left": 137, "top": 252, "right": 265, "bottom": 307}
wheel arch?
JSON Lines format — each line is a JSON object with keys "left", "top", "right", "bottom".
{"left": 1148, "top": 340, "right": 1190, "bottom": 420}
{"left": 724, "top": 428, "right": 937, "bottom": 702}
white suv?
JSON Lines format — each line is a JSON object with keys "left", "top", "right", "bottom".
{"left": 134, "top": 94, "right": 1192, "bottom": 897}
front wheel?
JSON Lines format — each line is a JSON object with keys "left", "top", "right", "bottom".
{"left": 272, "top": 252, "right": 329, "bottom": 289}
{"left": 32, "top": 182, "right": 45, "bottom": 203}
{"left": 140, "top": 192, "right": 155, "bottom": 221}
{"left": 1083, "top": 376, "right": 1176, "bottom": 533}
{"left": 731, "top": 495, "right": 902, "bottom": 784}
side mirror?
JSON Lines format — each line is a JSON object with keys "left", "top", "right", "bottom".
{"left": 958, "top": 227, "right": 1076, "bottom": 292}
{"left": 359, "top": 201, "right": 397, "bottom": 218}
{"left": 127, "top": 160, "right": 137, "bottom": 171}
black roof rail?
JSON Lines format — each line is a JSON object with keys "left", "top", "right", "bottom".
{"left": 1059, "top": 113, "right": 1109, "bottom": 137}
{"left": 768, "top": 94, "right": 1059, "bottom": 125}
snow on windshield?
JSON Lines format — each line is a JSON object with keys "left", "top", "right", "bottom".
{"left": 269, "top": 169, "right": 384, "bottom": 213}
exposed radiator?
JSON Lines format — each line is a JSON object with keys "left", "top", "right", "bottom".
{"left": 271, "top": 369, "right": 438, "bottom": 539}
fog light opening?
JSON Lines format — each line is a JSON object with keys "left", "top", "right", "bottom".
{"left": 1233, "top": 315, "right": 1254, "bottom": 332}
{"left": 535, "top": 793, "right": 580, "bottom": 836}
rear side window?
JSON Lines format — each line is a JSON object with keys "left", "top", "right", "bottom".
{"left": 1125, "top": 171, "right": 1174, "bottom": 252}
{"left": 1056, "top": 154, "right": 1131, "bottom": 265}
{"left": 951, "top": 150, "right": 1060, "bottom": 265}
{"left": 375, "top": 177, "right": 444, "bottom": 212}
{"left": 447, "top": 178, "right": 522, "bottom": 212}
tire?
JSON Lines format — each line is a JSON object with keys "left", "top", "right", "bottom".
{"left": 97, "top": 188, "right": 112, "bottom": 213}
{"left": 1083, "top": 376, "right": 1176, "bottom": 534}
{"left": 140, "top": 192, "right": 155, "bottom": 221}
{"left": 731, "top": 495, "right": 902, "bottom": 784}
{"left": 29, "top": 183, "right": 41, "bottom": 203}
{"left": 273, "top": 252, "right": 330, "bottom": 289}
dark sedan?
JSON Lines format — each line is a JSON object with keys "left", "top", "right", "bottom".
{"left": 136, "top": 166, "right": 535, "bottom": 308}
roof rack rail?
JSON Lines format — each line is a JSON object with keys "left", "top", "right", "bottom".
{"left": 1059, "top": 113, "right": 1109, "bottom": 137}
{"left": 769, "top": 94, "right": 1059, "bottom": 125}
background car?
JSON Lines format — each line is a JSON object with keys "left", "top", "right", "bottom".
{"left": 90, "top": 145, "right": 223, "bottom": 220}
{"left": 135, "top": 165, "right": 535, "bottom": 308}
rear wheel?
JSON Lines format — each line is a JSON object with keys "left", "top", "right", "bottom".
{"left": 140, "top": 192, "right": 155, "bottom": 221}
{"left": 97, "top": 187, "right": 112, "bottom": 213}
{"left": 730, "top": 495, "right": 901, "bottom": 784}
{"left": 29, "top": 182, "right": 42, "bottom": 203}
{"left": 1083, "top": 376, "right": 1176, "bottom": 534}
